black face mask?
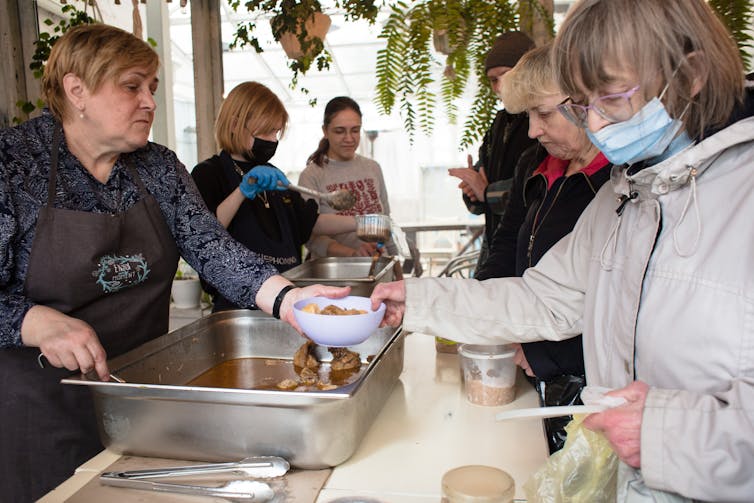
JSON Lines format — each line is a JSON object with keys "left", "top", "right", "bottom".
{"left": 246, "top": 137, "right": 278, "bottom": 165}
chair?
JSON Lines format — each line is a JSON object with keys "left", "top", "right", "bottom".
{"left": 438, "top": 250, "right": 480, "bottom": 278}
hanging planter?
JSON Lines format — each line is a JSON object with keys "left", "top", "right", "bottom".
{"left": 432, "top": 18, "right": 466, "bottom": 56}
{"left": 229, "top": 0, "right": 378, "bottom": 95}
{"left": 276, "top": 11, "right": 331, "bottom": 60}
{"left": 432, "top": 29, "right": 452, "bottom": 55}
{"left": 376, "top": 0, "right": 525, "bottom": 146}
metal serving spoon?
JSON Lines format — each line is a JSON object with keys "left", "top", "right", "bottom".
{"left": 37, "top": 353, "right": 126, "bottom": 383}
{"left": 83, "top": 369, "right": 126, "bottom": 383}
{"left": 286, "top": 181, "right": 356, "bottom": 211}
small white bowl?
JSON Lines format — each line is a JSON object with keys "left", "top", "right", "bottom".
{"left": 293, "top": 296, "right": 386, "bottom": 347}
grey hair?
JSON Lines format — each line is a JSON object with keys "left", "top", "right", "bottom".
{"left": 553, "top": 0, "right": 744, "bottom": 139}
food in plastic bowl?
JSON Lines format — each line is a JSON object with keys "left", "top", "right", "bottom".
{"left": 293, "top": 296, "right": 386, "bottom": 347}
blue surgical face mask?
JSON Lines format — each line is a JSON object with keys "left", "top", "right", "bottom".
{"left": 586, "top": 88, "right": 691, "bottom": 166}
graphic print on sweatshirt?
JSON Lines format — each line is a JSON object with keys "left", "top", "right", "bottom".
{"left": 326, "top": 178, "right": 384, "bottom": 215}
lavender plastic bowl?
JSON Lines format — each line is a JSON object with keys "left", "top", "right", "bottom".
{"left": 293, "top": 296, "right": 386, "bottom": 347}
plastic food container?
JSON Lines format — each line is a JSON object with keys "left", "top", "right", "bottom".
{"left": 458, "top": 344, "right": 516, "bottom": 406}
{"left": 441, "top": 465, "right": 515, "bottom": 503}
{"left": 355, "top": 214, "right": 391, "bottom": 243}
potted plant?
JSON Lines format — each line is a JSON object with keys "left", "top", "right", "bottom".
{"left": 228, "top": 0, "right": 380, "bottom": 90}
{"left": 15, "top": 1, "right": 159, "bottom": 124}
{"left": 14, "top": 4, "right": 97, "bottom": 123}
{"left": 171, "top": 259, "right": 202, "bottom": 309}
{"left": 375, "top": 0, "right": 754, "bottom": 148}
{"left": 277, "top": 10, "right": 332, "bottom": 60}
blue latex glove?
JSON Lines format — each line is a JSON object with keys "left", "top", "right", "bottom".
{"left": 239, "top": 165, "right": 290, "bottom": 200}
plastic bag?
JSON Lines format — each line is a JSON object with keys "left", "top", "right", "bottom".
{"left": 535, "top": 373, "right": 586, "bottom": 453}
{"left": 523, "top": 413, "right": 618, "bottom": 503}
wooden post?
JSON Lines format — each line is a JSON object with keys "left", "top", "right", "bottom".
{"left": 0, "top": 0, "right": 40, "bottom": 127}
{"left": 146, "top": 0, "right": 175, "bottom": 150}
{"left": 190, "top": 0, "right": 223, "bottom": 162}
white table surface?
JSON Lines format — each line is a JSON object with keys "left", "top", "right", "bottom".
{"left": 40, "top": 332, "right": 549, "bottom": 502}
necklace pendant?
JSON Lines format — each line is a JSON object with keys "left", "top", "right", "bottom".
{"left": 259, "top": 190, "right": 270, "bottom": 208}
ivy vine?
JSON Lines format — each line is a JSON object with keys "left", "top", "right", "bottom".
{"left": 16, "top": 3, "right": 157, "bottom": 124}
{"left": 15, "top": 4, "right": 96, "bottom": 123}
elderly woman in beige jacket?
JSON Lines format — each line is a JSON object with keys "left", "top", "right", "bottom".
{"left": 370, "top": 0, "right": 754, "bottom": 501}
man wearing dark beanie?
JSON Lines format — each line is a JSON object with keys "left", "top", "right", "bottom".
{"left": 449, "top": 31, "right": 537, "bottom": 275}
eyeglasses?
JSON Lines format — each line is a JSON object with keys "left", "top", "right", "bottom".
{"left": 557, "top": 85, "right": 640, "bottom": 128}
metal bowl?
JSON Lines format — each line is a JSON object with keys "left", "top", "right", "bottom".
{"left": 355, "top": 214, "right": 391, "bottom": 243}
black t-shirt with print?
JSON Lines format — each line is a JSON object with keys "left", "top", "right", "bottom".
{"left": 191, "top": 151, "right": 319, "bottom": 310}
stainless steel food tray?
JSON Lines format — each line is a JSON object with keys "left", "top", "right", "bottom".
{"left": 282, "top": 256, "right": 399, "bottom": 296}
{"left": 62, "top": 311, "right": 404, "bottom": 469}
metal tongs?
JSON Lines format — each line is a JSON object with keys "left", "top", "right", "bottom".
{"left": 100, "top": 456, "right": 289, "bottom": 501}
{"left": 100, "top": 478, "right": 274, "bottom": 501}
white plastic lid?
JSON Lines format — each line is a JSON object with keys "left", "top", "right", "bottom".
{"left": 458, "top": 344, "right": 515, "bottom": 360}
{"left": 441, "top": 465, "right": 515, "bottom": 503}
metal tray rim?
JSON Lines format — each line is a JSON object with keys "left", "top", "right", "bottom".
{"left": 61, "top": 311, "right": 404, "bottom": 404}
{"left": 283, "top": 256, "right": 398, "bottom": 284}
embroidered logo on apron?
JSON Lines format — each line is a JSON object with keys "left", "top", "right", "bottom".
{"left": 93, "top": 254, "right": 150, "bottom": 293}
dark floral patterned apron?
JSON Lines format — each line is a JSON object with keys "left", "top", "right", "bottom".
{"left": 0, "top": 126, "right": 178, "bottom": 501}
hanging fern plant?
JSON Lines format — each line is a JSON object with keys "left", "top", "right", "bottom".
{"left": 375, "top": 0, "right": 537, "bottom": 148}
{"left": 709, "top": 0, "right": 754, "bottom": 68}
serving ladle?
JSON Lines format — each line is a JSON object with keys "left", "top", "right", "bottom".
{"left": 245, "top": 176, "right": 356, "bottom": 210}
{"left": 286, "top": 181, "right": 356, "bottom": 211}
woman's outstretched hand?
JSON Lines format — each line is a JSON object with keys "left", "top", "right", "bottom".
{"left": 279, "top": 284, "right": 351, "bottom": 333}
{"left": 370, "top": 280, "right": 406, "bottom": 327}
